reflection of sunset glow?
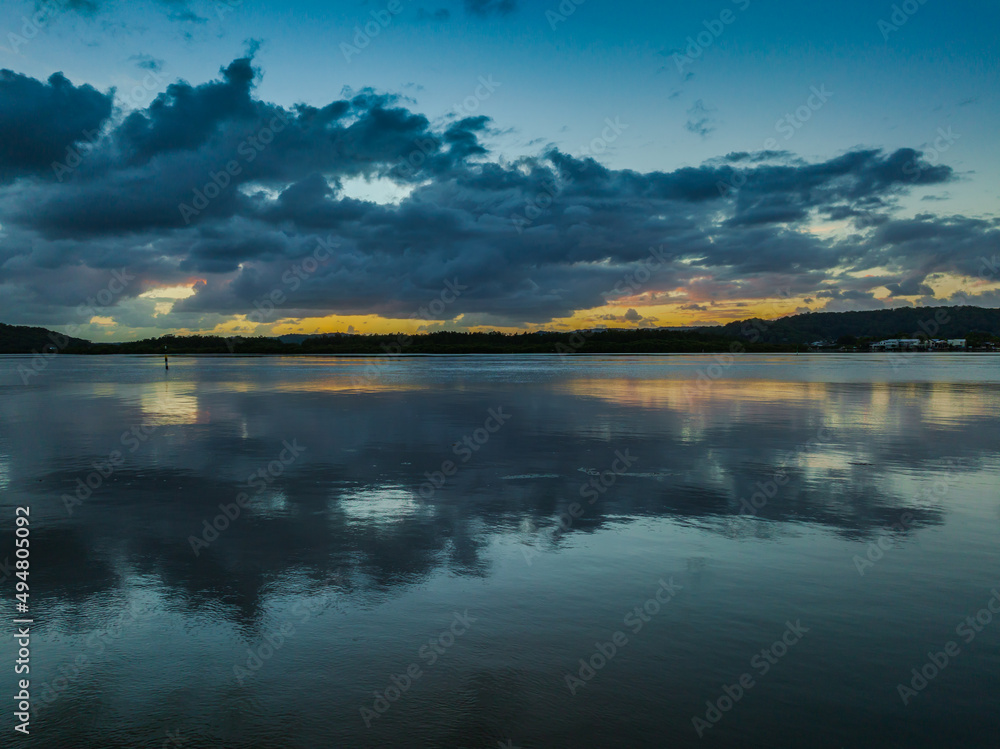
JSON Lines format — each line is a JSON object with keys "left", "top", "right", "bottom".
{"left": 785, "top": 450, "right": 854, "bottom": 473}
{"left": 557, "top": 376, "right": 1000, "bottom": 455}
{"left": 558, "top": 378, "right": 827, "bottom": 411}
{"left": 83, "top": 383, "right": 119, "bottom": 398}
{"left": 556, "top": 377, "right": 999, "bottom": 427}
{"left": 273, "top": 378, "right": 425, "bottom": 395}
{"left": 138, "top": 383, "right": 203, "bottom": 425}
{"left": 200, "top": 358, "right": 432, "bottom": 394}
{"left": 888, "top": 383, "right": 998, "bottom": 425}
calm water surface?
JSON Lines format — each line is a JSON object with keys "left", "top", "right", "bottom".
{"left": 1, "top": 354, "right": 998, "bottom": 748}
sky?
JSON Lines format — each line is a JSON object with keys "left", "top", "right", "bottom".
{"left": 0, "top": 0, "right": 998, "bottom": 341}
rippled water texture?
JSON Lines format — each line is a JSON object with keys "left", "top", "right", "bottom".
{"left": 1, "top": 354, "right": 998, "bottom": 748}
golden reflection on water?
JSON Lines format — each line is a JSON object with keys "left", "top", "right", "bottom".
{"left": 557, "top": 378, "right": 828, "bottom": 410}
{"left": 137, "top": 381, "right": 203, "bottom": 425}
{"left": 556, "top": 378, "right": 999, "bottom": 427}
{"left": 269, "top": 379, "right": 426, "bottom": 394}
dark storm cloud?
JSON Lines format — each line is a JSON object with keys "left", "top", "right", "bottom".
{"left": 816, "top": 289, "right": 876, "bottom": 301}
{"left": 0, "top": 58, "right": 992, "bottom": 329}
{"left": 116, "top": 57, "right": 258, "bottom": 165}
{"left": 884, "top": 277, "right": 934, "bottom": 297}
{"left": 10, "top": 59, "right": 483, "bottom": 238}
{"left": 0, "top": 70, "right": 112, "bottom": 181}
{"left": 863, "top": 215, "right": 1000, "bottom": 279}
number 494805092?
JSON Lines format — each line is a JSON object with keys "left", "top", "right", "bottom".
{"left": 15, "top": 507, "right": 29, "bottom": 610}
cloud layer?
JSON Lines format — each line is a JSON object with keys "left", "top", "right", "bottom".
{"left": 0, "top": 57, "right": 996, "bottom": 335}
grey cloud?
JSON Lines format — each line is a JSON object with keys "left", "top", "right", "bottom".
{"left": 0, "top": 58, "right": 991, "bottom": 332}
{"left": 129, "top": 54, "right": 166, "bottom": 73}
{"left": 685, "top": 100, "right": 717, "bottom": 138}
{"left": 884, "top": 277, "right": 934, "bottom": 297}
{"left": 0, "top": 70, "right": 112, "bottom": 181}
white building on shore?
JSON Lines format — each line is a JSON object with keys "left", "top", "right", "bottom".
{"left": 870, "top": 339, "right": 924, "bottom": 351}
{"left": 870, "top": 338, "right": 968, "bottom": 351}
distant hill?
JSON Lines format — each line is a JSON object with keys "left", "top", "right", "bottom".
{"left": 704, "top": 306, "right": 1000, "bottom": 345}
{"left": 0, "top": 323, "right": 92, "bottom": 354}
{"left": 1, "top": 305, "right": 998, "bottom": 354}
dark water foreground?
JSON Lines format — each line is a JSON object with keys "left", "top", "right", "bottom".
{"left": 1, "top": 354, "right": 998, "bottom": 748}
